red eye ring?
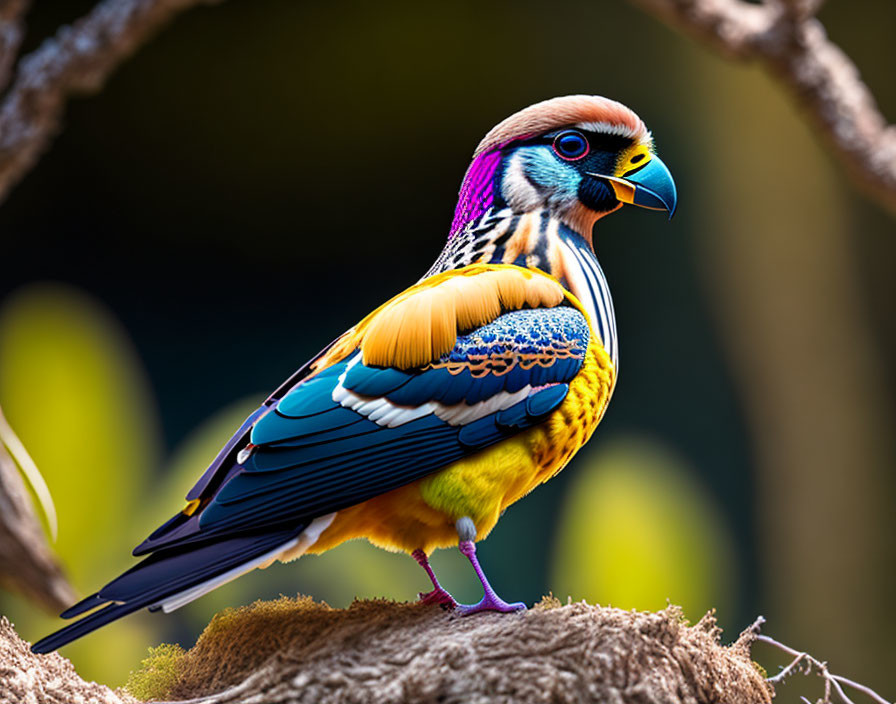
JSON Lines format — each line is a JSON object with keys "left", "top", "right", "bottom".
{"left": 552, "top": 130, "right": 590, "bottom": 161}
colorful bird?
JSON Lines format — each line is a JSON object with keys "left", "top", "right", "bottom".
{"left": 32, "top": 95, "right": 676, "bottom": 653}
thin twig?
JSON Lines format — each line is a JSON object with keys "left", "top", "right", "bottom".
{"left": 0, "top": 0, "right": 221, "bottom": 204}
{"left": 755, "top": 633, "right": 893, "bottom": 704}
{"left": 630, "top": 0, "right": 896, "bottom": 214}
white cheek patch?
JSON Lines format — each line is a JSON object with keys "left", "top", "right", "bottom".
{"left": 503, "top": 148, "right": 581, "bottom": 217}
{"left": 502, "top": 151, "right": 542, "bottom": 212}
{"left": 332, "top": 353, "right": 533, "bottom": 428}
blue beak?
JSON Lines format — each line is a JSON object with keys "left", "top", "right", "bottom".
{"left": 626, "top": 154, "right": 677, "bottom": 217}
{"left": 594, "top": 154, "right": 678, "bottom": 218}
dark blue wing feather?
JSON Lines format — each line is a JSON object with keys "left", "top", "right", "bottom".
{"left": 179, "top": 334, "right": 346, "bottom": 504}
{"left": 32, "top": 528, "right": 303, "bottom": 653}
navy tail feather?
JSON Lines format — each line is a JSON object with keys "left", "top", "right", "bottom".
{"left": 32, "top": 602, "right": 148, "bottom": 654}
{"left": 32, "top": 527, "right": 303, "bottom": 654}
{"left": 59, "top": 593, "right": 105, "bottom": 619}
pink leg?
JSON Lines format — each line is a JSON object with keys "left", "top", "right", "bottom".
{"left": 412, "top": 549, "right": 457, "bottom": 607}
{"left": 455, "top": 540, "right": 527, "bottom": 616}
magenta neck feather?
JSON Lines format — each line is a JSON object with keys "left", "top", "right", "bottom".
{"left": 449, "top": 149, "right": 503, "bottom": 238}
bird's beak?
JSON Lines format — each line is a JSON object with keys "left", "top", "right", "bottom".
{"left": 591, "top": 154, "right": 678, "bottom": 218}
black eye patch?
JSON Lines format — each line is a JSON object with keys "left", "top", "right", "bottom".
{"left": 578, "top": 177, "right": 617, "bottom": 213}
{"left": 521, "top": 130, "right": 634, "bottom": 154}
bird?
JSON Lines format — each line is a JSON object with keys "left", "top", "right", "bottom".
{"left": 32, "top": 95, "right": 676, "bottom": 653}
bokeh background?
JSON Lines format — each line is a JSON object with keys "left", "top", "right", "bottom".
{"left": 0, "top": 0, "right": 893, "bottom": 699}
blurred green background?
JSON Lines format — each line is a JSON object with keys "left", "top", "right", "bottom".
{"left": 0, "top": 0, "right": 893, "bottom": 699}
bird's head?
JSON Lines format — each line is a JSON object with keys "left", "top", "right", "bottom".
{"left": 450, "top": 95, "right": 677, "bottom": 239}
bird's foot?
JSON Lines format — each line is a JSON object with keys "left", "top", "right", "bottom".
{"left": 455, "top": 595, "right": 527, "bottom": 616}
{"left": 418, "top": 587, "right": 458, "bottom": 608}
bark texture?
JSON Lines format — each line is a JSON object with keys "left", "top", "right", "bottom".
{"left": 0, "top": 597, "right": 773, "bottom": 704}
{"left": 0, "top": 617, "right": 134, "bottom": 704}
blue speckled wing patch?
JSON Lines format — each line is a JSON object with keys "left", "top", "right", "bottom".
{"left": 343, "top": 306, "right": 589, "bottom": 406}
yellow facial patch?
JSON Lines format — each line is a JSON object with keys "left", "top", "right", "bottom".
{"left": 615, "top": 143, "right": 652, "bottom": 179}
{"left": 606, "top": 144, "right": 655, "bottom": 204}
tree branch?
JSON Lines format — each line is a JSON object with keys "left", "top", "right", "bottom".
{"left": 0, "top": 0, "right": 28, "bottom": 93}
{"left": 0, "top": 0, "right": 220, "bottom": 205}
{"left": 631, "top": 0, "right": 896, "bottom": 213}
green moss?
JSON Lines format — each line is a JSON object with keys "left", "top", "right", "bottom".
{"left": 124, "top": 642, "right": 186, "bottom": 701}
{"left": 752, "top": 660, "right": 768, "bottom": 680}
{"left": 535, "top": 594, "right": 563, "bottom": 610}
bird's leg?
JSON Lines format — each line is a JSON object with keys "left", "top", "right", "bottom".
{"left": 454, "top": 517, "right": 527, "bottom": 616}
{"left": 412, "top": 548, "right": 457, "bottom": 607}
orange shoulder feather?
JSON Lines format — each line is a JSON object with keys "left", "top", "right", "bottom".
{"left": 312, "top": 264, "right": 569, "bottom": 373}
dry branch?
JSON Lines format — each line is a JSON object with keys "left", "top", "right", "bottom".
{"left": 631, "top": 0, "right": 896, "bottom": 213}
{"left": 0, "top": 0, "right": 220, "bottom": 204}
{"left": 753, "top": 627, "right": 894, "bottom": 704}
{"left": 1, "top": 597, "right": 773, "bottom": 704}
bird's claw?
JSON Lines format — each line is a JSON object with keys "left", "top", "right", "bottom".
{"left": 455, "top": 596, "right": 527, "bottom": 616}
{"left": 418, "top": 588, "right": 457, "bottom": 608}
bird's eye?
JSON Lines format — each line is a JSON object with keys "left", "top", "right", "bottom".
{"left": 552, "top": 131, "right": 589, "bottom": 161}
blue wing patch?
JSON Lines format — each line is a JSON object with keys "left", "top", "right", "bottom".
{"left": 199, "top": 381, "right": 570, "bottom": 532}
